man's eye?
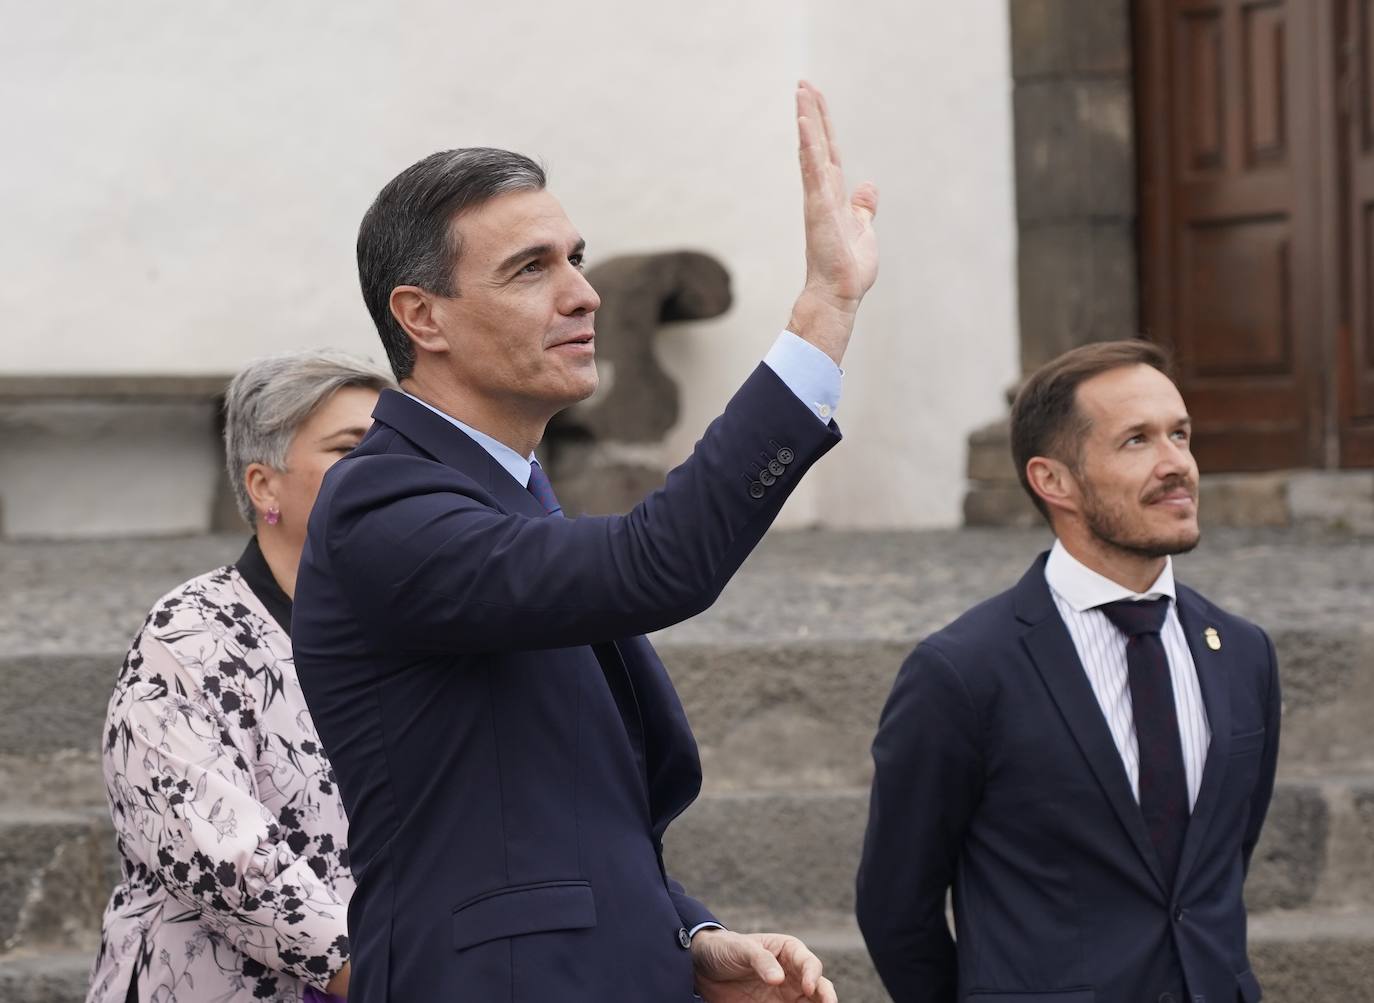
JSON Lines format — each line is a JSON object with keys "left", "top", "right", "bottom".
{"left": 570, "top": 253, "right": 586, "bottom": 270}
{"left": 1124, "top": 435, "right": 1145, "bottom": 447}
{"left": 518, "top": 261, "right": 542, "bottom": 275}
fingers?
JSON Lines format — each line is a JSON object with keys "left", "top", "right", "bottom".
{"left": 812, "top": 84, "right": 842, "bottom": 168}
{"left": 744, "top": 937, "right": 786, "bottom": 985}
{"left": 810, "top": 974, "right": 838, "bottom": 1003}
{"left": 776, "top": 936, "right": 823, "bottom": 994}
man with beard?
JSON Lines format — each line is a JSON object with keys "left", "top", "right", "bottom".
{"left": 856, "top": 341, "right": 1280, "bottom": 1003}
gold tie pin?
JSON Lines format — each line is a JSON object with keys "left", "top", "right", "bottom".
{"left": 1204, "top": 627, "right": 1221, "bottom": 651}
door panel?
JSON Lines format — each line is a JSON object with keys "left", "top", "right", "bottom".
{"left": 1341, "top": 0, "right": 1374, "bottom": 464}
{"left": 1138, "top": 0, "right": 1327, "bottom": 471}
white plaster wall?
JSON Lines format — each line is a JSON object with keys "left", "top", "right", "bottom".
{"left": 0, "top": 0, "right": 1017, "bottom": 529}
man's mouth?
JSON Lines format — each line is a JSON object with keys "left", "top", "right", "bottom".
{"left": 549, "top": 333, "right": 595, "bottom": 351}
{"left": 1144, "top": 483, "right": 1197, "bottom": 507}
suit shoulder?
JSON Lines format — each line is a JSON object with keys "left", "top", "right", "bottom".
{"left": 913, "top": 585, "right": 1022, "bottom": 673}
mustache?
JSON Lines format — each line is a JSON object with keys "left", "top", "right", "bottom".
{"left": 1142, "top": 475, "right": 1197, "bottom": 505}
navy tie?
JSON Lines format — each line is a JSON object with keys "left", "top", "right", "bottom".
{"left": 526, "top": 458, "right": 647, "bottom": 782}
{"left": 527, "top": 460, "right": 563, "bottom": 516}
{"left": 1097, "top": 596, "right": 1189, "bottom": 885}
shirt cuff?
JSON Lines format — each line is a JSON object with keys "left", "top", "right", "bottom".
{"left": 688, "top": 921, "right": 726, "bottom": 941}
{"left": 763, "top": 330, "right": 842, "bottom": 423}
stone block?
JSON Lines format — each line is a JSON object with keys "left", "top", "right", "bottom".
{"left": 966, "top": 418, "right": 1017, "bottom": 483}
{"left": 664, "top": 789, "right": 866, "bottom": 923}
{"left": 1200, "top": 473, "right": 1290, "bottom": 528}
{"left": 1014, "top": 79, "right": 1136, "bottom": 221}
{"left": 0, "top": 810, "right": 113, "bottom": 952}
{"left": 1016, "top": 222, "right": 1139, "bottom": 373}
{"left": 0, "top": 952, "right": 91, "bottom": 1003}
{"left": 963, "top": 483, "right": 1041, "bottom": 528}
{"left": 0, "top": 401, "right": 220, "bottom": 539}
{"left": 1246, "top": 783, "right": 1328, "bottom": 911}
{"left": 1288, "top": 470, "right": 1374, "bottom": 533}
{"left": 1010, "top": 0, "right": 1133, "bottom": 80}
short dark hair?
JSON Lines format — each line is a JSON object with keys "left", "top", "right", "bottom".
{"left": 357, "top": 148, "right": 547, "bottom": 380}
{"left": 1010, "top": 339, "right": 1173, "bottom": 521}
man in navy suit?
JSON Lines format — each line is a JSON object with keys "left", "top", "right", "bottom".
{"left": 856, "top": 341, "right": 1281, "bottom": 1003}
{"left": 292, "top": 83, "right": 873, "bottom": 1002}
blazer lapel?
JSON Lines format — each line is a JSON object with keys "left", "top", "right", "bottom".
{"left": 1171, "top": 588, "right": 1233, "bottom": 893}
{"left": 371, "top": 389, "right": 546, "bottom": 518}
{"left": 1015, "top": 556, "right": 1169, "bottom": 898}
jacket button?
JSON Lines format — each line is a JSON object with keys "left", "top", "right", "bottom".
{"left": 768, "top": 459, "right": 785, "bottom": 476}
{"left": 677, "top": 927, "right": 692, "bottom": 949}
{"left": 776, "top": 447, "right": 794, "bottom": 464}
{"left": 1158, "top": 994, "right": 1176, "bottom": 1003}
{"left": 1174, "top": 908, "right": 1185, "bottom": 922}
{"left": 759, "top": 469, "right": 777, "bottom": 486}
{"left": 748, "top": 482, "right": 765, "bottom": 499}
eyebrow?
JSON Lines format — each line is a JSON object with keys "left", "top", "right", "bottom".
{"left": 495, "top": 237, "right": 586, "bottom": 275}
{"left": 1117, "top": 415, "right": 1192, "bottom": 436}
{"left": 318, "top": 426, "right": 370, "bottom": 442}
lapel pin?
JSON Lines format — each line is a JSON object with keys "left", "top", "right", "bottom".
{"left": 1204, "top": 627, "right": 1221, "bottom": 651}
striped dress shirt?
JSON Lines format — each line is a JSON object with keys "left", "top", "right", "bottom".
{"left": 1044, "top": 541, "right": 1211, "bottom": 809}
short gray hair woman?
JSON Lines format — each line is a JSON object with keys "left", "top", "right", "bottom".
{"left": 88, "top": 350, "right": 392, "bottom": 1003}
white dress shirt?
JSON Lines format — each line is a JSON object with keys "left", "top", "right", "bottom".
{"left": 405, "top": 329, "right": 842, "bottom": 487}
{"left": 1044, "top": 540, "right": 1211, "bottom": 809}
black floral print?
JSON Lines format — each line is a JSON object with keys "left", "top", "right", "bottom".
{"left": 87, "top": 566, "right": 352, "bottom": 1003}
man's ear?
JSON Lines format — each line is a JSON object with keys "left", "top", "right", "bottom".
{"left": 1025, "top": 455, "right": 1079, "bottom": 519}
{"left": 389, "top": 286, "right": 449, "bottom": 355}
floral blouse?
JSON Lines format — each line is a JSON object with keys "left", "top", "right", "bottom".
{"left": 87, "top": 540, "right": 353, "bottom": 1003}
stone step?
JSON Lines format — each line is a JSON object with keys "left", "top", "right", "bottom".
{"left": 0, "top": 808, "right": 114, "bottom": 955}
{"left": 756, "top": 910, "right": 1374, "bottom": 1003}
{"left": 0, "top": 914, "right": 1370, "bottom": 1003}
{"left": 0, "top": 950, "right": 90, "bottom": 1003}
{"left": 663, "top": 776, "right": 1374, "bottom": 928}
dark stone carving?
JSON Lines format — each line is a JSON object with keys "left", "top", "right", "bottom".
{"left": 544, "top": 251, "right": 732, "bottom": 515}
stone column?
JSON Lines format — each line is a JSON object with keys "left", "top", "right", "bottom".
{"left": 964, "top": 0, "right": 1138, "bottom": 525}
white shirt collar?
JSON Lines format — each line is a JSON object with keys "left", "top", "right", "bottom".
{"left": 1044, "top": 538, "right": 1176, "bottom": 613}
{"left": 402, "top": 392, "right": 537, "bottom": 488}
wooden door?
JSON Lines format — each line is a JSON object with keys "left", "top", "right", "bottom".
{"left": 1339, "top": 0, "right": 1374, "bottom": 465}
{"left": 1137, "top": 0, "right": 1329, "bottom": 470}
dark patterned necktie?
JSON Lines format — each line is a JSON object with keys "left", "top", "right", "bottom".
{"left": 527, "top": 460, "right": 563, "bottom": 517}
{"left": 1097, "top": 596, "right": 1189, "bottom": 885}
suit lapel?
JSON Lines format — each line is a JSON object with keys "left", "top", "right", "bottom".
{"left": 1171, "top": 588, "right": 1233, "bottom": 892}
{"left": 1015, "top": 556, "right": 1169, "bottom": 897}
{"left": 371, "top": 389, "right": 546, "bottom": 518}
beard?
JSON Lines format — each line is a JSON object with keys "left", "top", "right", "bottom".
{"left": 1079, "top": 474, "right": 1202, "bottom": 560}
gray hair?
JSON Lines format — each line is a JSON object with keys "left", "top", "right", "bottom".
{"left": 357, "top": 148, "right": 547, "bottom": 380}
{"left": 224, "top": 349, "right": 394, "bottom": 525}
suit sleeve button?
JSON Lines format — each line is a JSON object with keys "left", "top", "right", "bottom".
{"left": 776, "top": 447, "right": 794, "bottom": 464}
{"left": 758, "top": 470, "right": 776, "bottom": 486}
{"left": 677, "top": 927, "right": 692, "bottom": 949}
{"left": 748, "top": 482, "right": 765, "bottom": 499}
{"left": 767, "top": 459, "right": 785, "bottom": 476}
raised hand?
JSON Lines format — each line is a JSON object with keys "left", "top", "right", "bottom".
{"left": 692, "top": 929, "right": 839, "bottom": 1003}
{"left": 787, "top": 80, "right": 879, "bottom": 365}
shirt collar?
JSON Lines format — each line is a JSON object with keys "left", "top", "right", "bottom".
{"left": 1044, "top": 538, "right": 1176, "bottom": 613}
{"left": 402, "top": 392, "right": 536, "bottom": 488}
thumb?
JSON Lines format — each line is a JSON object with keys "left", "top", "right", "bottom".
{"left": 851, "top": 181, "right": 879, "bottom": 222}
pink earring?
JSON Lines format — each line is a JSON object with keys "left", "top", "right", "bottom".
{"left": 264, "top": 507, "right": 280, "bottom": 526}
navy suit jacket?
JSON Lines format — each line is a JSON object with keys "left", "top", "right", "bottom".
{"left": 856, "top": 554, "right": 1281, "bottom": 1003}
{"left": 292, "top": 365, "right": 839, "bottom": 1002}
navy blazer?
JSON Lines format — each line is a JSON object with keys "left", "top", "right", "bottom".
{"left": 292, "top": 365, "right": 839, "bottom": 1002}
{"left": 856, "top": 554, "right": 1281, "bottom": 1003}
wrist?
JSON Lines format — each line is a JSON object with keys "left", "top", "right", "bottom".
{"left": 786, "top": 288, "right": 860, "bottom": 366}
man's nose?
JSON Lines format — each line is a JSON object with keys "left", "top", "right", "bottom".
{"left": 561, "top": 265, "right": 601, "bottom": 315}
